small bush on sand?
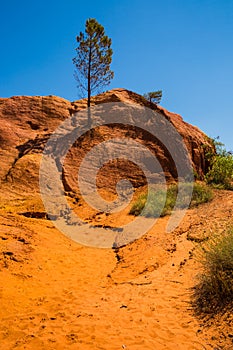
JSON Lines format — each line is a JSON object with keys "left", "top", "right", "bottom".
{"left": 129, "top": 182, "right": 213, "bottom": 218}
{"left": 192, "top": 227, "right": 233, "bottom": 315}
{"left": 189, "top": 182, "right": 213, "bottom": 207}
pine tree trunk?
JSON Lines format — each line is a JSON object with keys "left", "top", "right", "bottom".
{"left": 87, "top": 44, "right": 92, "bottom": 126}
{"left": 87, "top": 45, "right": 91, "bottom": 107}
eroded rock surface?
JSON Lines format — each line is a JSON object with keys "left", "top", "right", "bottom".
{"left": 0, "top": 89, "right": 213, "bottom": 196}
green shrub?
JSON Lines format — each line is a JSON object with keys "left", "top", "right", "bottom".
{"left": 205, "top": 138, "right": 233, "bottom": 190}
{"left": 189, "top": 182, "right": 213, "bottom": 206}
{"left": 129, "top": 187, "right": 169, "bottom": 217}
{"left": 129, "top": 182, "right": 213, "bottom": 218}
{"left": 192, "top": 227, "right": 233, "bottom": 315}
{"left": 206, "top": 153, "right": 233, "bottom": 189}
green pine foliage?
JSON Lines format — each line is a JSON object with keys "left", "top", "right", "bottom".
{"left": 73, "top": 18, "right": 114, "bottom": 107}
{"left": 143, "top": 90, "right": 162, "bottom": 104}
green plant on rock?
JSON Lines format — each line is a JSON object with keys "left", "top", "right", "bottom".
{"left": 205, "top": 138, "right": 233, "bottom": 189}
{"left": 73, "top": 18, "right": 114, "bottom": 112}
{"left": 143, "top": 90, "right": 162, "bottom": 104}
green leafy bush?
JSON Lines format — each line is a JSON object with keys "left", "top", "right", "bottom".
{"left": 192, "top": 227, "right": 233, "bottom": 315}
{"left": 129, "top": 182, "right": 213, "bottom": 218}
{"left": 205, "top": 138, "right": 233, "bottom": 190}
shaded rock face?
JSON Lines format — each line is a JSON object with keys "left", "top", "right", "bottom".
{"left": 0, "top": 89, "right": 213, "bottom": 196}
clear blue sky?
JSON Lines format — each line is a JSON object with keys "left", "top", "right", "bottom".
{"left": 1, "top": 0, "right": 232, "bottom": 150}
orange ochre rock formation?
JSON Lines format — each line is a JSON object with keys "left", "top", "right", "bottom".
{"left": 0, "top": 88, "right": 213, "bottom": 195}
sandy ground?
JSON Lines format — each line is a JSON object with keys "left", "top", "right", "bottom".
{"left": 0, "top": 189, "right": 233, "bottom": 349}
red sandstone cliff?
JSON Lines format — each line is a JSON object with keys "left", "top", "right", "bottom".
{"left": 0, "top": 88, "right": 213, "bottom": 196}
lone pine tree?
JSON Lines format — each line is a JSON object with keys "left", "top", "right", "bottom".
{"left": 73, "top": 18, "right": 114, "bottom": 110}
{"left": 144, "top": 90, "right": 162, "bottom": 104}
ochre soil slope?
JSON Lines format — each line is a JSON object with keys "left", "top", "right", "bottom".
{"left": 0, "top": 189, "right": 233, "bottom": 350}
